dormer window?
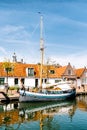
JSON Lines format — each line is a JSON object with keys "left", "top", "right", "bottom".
{"left": 28, "top": 68, "right": 34, "bottom": 76}
{"left": 49, "top": 70, "right": 55, "bottom": 74}
{"left": 68, "top": 69, "right": 72, "bottom": 75}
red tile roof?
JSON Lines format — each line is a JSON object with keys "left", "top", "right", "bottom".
{"left": 56, "top": 66, "right": 67, "bottom": 78}
{"left": 75, "top": 68, "right": 85, "bottom": 77}
{"left": 0, "top": 62, "right": 40, "bottom": 77}
{"left": 0, "top": 62, "right": 81, "bottom": 78}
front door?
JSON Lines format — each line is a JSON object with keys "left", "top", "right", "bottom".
{"left": 21, "top": 78, "right": 25, "bottom": 85}
{"left": 35, "top": 79, "right": 38, "bottom": 87}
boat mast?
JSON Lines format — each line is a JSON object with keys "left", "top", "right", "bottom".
{"left": 40, "top": 15, "right": 44, "bottom": 89}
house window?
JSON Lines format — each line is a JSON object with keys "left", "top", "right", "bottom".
{"left": 28, "top": 68, "right": 34, "bottom": 76}
{"left": 85, "top": 72, "right": 87, "bottom": 77}
{"left": 68, "top": 69, "right": 71, "bottom": 75}
{"left": 0, "top": 78, "right": 4, "bottom": 85}
{"left": 14, "top": 78, "right": 18, "bottom": 85}
{"left": 86, "top": 77, "right": 87, "bottom": 83}
{"left": 82, "top": 78, "right": 86, "bottom": 84}
{"left": 49, "top": 70, "right": 55, "bottom": 74}
{"left": 55, "top": 80, "right": 61, "bottom": 83}
{"left": 45, "top": 79, "right": 47, "bottom": 83}
{"left": 42, "top": 79, "right": 43, "bottom": 83}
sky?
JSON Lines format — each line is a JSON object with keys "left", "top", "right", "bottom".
{"left": 0, "top": 0, "right": 87, "bottom": 68}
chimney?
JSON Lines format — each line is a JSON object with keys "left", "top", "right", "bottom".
{"left": 21, "top": 59, "right": 23, "bottom": 63}
{"left": 12, "top": 52, "right": 17, "bottom": 62}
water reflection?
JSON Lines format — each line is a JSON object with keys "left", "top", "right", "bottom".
{"left": 0, "top": 95, "right": 87, "bottom": 130}
{"left": 19, "top": 100, "right": 75, "bottom": 129}
{"left": 76, "top": 95, "right": 87, "bottom": 111}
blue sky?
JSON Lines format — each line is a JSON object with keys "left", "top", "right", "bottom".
{"left": 0, "top": 0, "right": 87, "bottom": 68}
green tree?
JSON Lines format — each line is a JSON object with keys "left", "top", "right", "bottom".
{"left": 3, "top": 59, "right": 14, "bottom": 94}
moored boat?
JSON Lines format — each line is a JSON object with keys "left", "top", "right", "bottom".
{"left": 19, "top": 15, "right": 76, "bottom": 102}
{"left": 19, "top": 81, "right": 76, "bottom": 102}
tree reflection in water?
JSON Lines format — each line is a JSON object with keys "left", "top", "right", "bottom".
{"left": 0, "top": 102, "right": 21, "bottom": 130}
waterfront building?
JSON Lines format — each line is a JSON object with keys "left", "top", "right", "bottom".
{"left": 0, "top": 62, "right": 76, "bottom": 89}
{"left": 75, "top": 67, "right": 87, "bottom": 88}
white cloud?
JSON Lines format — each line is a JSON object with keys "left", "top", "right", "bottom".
{"left": 50, "top": 51, "right": 87, "bottom": 68}
{"left": 48, "top": 13, "right": 87, "bottom": 29}
{"left": 1, "top": 25, "right": 24, "bottom": 32}
{"left": 0, "top": 47, "right": 7, "bottom": 54}
{"left": 0, "top": 25, "right": 30, "bottom": 42}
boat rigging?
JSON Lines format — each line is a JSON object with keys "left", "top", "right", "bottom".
{"left": 18, "top": 15, "right": 76, "bottom": 102}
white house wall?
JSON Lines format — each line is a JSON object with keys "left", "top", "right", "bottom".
{"left": 7, "top": 77, "right": 63, "bottom": 88}
{"left": 77, "top": 79, "right": 81, "bottom": 88}
{"left": 7, "top": 77, "right": 14, "bottom": 86}
{"left": 81, "top": 72, "right": 87, "bottom": 85}
{"left": 25, "top": 78, "right": 35, "bottom": 88}
{"left": 49, "top": 79, "right": 55, "bottom": 84}
{"left": 38, "top": 78, "right": 56, "bottom": 87}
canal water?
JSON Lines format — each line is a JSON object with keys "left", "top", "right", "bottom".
{"left": 0, "top": 95, "right": 87, "bottom": 130}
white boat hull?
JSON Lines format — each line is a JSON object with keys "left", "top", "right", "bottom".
{"left": 19, "top": 89, "right": 76, "bottom": 102}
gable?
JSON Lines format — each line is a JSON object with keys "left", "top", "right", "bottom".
{"left": 56, "top": 63, "right": 76, "bottom": 79}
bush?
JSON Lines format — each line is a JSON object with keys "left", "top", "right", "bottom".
{"left": 9, "top": 85, "right": 19, "bottom": 91}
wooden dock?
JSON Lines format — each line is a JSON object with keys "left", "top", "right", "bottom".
{"left": 76, "top": 86, "right": 87, "bottom": 95}
{"left": 0, "top": 95, "right": 19, "bottom": 103}
{"left": 0, "top": 89, "right": 19, "bottom": 103}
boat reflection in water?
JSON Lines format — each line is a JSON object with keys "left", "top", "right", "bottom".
{"left": 0, "top": 100, "right": 75, "bottom": 130}
{"left": 19, "top": 100, "right": 76, "bottom": 130}
{"left": 0, "top": 95, "right": 87, "bottom": 130}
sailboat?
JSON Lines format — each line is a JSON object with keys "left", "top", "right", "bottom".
{"left": 19, "top": 15, "right": 76, "bottom": 102}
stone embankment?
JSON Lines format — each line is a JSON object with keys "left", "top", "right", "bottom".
{"left": 76, "top": 85, "right": 87, "bottom": 95}
{"left": 0, "top": 89, "right": 19, "bottom": 102}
